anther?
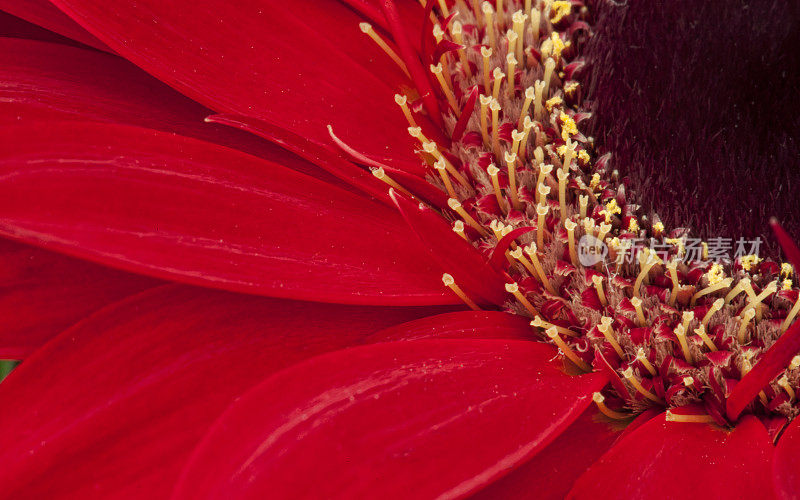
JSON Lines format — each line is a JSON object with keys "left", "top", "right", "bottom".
{"left": 371, "top": 167, "right": 412, "bottom": 197}
{"left": 791, "top": 356, "right": 800, "bottom": 370}
{"left": 511, "top": 129, "right": 525, "bottom": 156}
{"left": 394, "top": 94, "right": 417, "bottom": 127}
{"left": 519, "top": 117, "right": 534, "bottom": 158}
{"left": 535, "top": 163, "right": 553, "bottom": 204}
{"left": 448, "top": 198, "right": 490, "bottom": 238}
{"left": 422, "top": 142, "right": 468, "bottom": 185}
{"left": 480, "top": 47, "right": 493, "bottom": 94}
{"left": 737, "top": 308, "right": 756, "bottom": 344}
{"left": 694, "top": 325, "right": 717, "bottom": 352}
{"left": 442, "top": 273, "right": 480, "bottom": 310}
{"left": 630, "top": 296, "right": 647, "bottom": 326}
{"left": 524, "top": 244, "right": 556, "bottom": 294}
{"left": 516, "top": 86, "right": 536, "bottom": 130}
{"left": 407, "top": 126, "right": 428, "bottom": 144}
{"left": 622, "top": 367, "right": 664, "bottom": 404}
{"left": 596, "top": 223, "right": 612, "bottom": 244}
{"left": 530, "top": 3, "right": 541, "bottom": 41}
{"left": 681, "top": 311, "right": 694, "bottom": 332}
{"left": 592, "top": 392, "right": 629, "bottom": 420}
{"left": 430, "top": 63, "right": 458, "bottom": 112}
{"left": 505, "top": 282, "right": 539, "bottom": 316}
{"left": 592, "top": 275, "right": 608, "bottom": 306}
{"left": 701, "top": 298, "right": 724, "bottom": 327}
{"left": 504, "top": 152, "right": 522, "bottom": 210}
{"left": 452, "top": 220, "right": 468, "bottom": 241}
{"left": 532, "top": 202, "right": 547, "bottom": 247}
{"left": 510, "top": 246, "right": 537, "bottom": 276}
{"left": 359, "top": 23, "right": 411, "bottom": 78}
{"left": 635, "top": 348, "right": 657, "bottom": 376}
{"left": 673, "top": 324, "right": 693, "bottom": 364}
{"left": 547, "top": 327, "right": 591, "bottom": 371}
{"left": 561, "top": 139, "right": 577, "bottom": 172}
{"left": 597, "top": 317, "right": 625, "bottom": 358}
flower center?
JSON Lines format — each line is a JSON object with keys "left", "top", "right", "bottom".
{"left": 349, "top": 0, "right": 800, "bottom": 426}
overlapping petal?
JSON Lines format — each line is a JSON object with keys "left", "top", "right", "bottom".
{"left": 0, "top": 0, "right": 108, "bottom": 50}
{"left": 773, "top": 416, "right": 800, "bottom": 499}
{"left": 0, "top": 121, "right": 454, "bottom": 305}
{"left": 0, "top": 238, "right": 158, "bottom": 359}
{"left": 366, "top": 310, "right": 534, "bottom": 342}
{"left": 569, "top": 414, "right": 776, "bottom": 499}
{"left": 173, "top": 340, "right": 607, "bottom": 499}
{"left": 49, "top": 0, "right": 420, "bottom": 161}
{"left": 0, "top": 285, "right": 445, "bottom": 497}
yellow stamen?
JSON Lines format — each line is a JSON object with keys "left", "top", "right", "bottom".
{"left": 557, "top": 168, "right": 569, "bottom": 221}
{"left": 505, "top": 282, "right": 539, "bottom": 316}
{"left": 524, "top": 244, "right": 556, "bottom": 294}
{"left": 510, "top": 129, "right": 525, "bottom": 156}
{"left": 531, "top": 316, "right": 577, "bottom": 337}
{"left": 631, "top": 296, "right": 647, "bottom": 326}
{"left": 673, "top": 324, "right": 693, "bottom": 364}
{"left": 533, "top": 79, "right": 546, "bottom": 119}
{"left": 547, "top": 327, "right": 591, "bottom": 371}
{"left": 737, "top": 308, "right": 756, "bottom": 344}
{"left": 535, "top": 203, "right": 548, "bottom": 249}
{"left": 495, "top": 0, "right": 504, "bottom": 24}
{"left": 542, "top": 57, "right": 556, "bottom": 98}
{"left": 740, "top": 280, "right": 778, "bottom": 319}
{"left": 622, "top": 367, "right": 664, "bottom": 403}
{"left": 592, "top": 392, "right": 629, "bottom": 420}
{"left": 442, "top": 273, "right": 480, "bottom": 310}
{"left": 394, "top": 94, "right": 417, "bottom": 127}
{"left": 482, "top": 2, "right": 496, "bottom": 48}
{"left": 480, "top": 47, "right": 493, "bottom": 94}
{"left": 490, "top": 98, "right": 502, "bottom": 157}
{"left": 479, "top": 94, "right": 492, "bottom": 146}
{"left": 681, "top": 310, "right": 695, "bottom": 332}
{"left": 535, "top": 163, "right": 553, "bottom": 204}
{"left": 530, "top": 4, "right": 541, "bottom": 42}
{"left": 694, "top": 324, "right": 717, "bottom": 352}
{"left": 359, "top": 23, "right": 411, "bottom": 78}
{"left": 422, "top": 142, "right": 468, "bottom": 185}
{"left": 724, "top": 277, "right": 751, "bottom": 305}
{"left": 564, "top": 218, "right": 579, "bottom": 267}
{"left": 583, "top": 217, "right": 596, "bottom": 238}
{"left": 666, "top": 261, "right": 680, "bottom": 306}
{"left": 448, "top": 198, "right": 490, "bottom": 238}
{"left": 491, "top": 67, "right": 504, "bottom": 101}
{"left": 371, "top": 167, "right": 412, "bottom": 197}
{"left": 665, "top": 411, "right": 715, "bottom": 424}
{"left": 578, "top": 194, "right": 588, "bottom": 220}
{"left": 486, "top": 164, "right": 505, "bottom": 211}
{"left": 592, "top": 275, "right": 608, "bottom": 306}
{"left": 596, "top": 223, "right": 612, "bottom": 244}
{"left": 781, "top": 293, "right": 800, "bottom": 333}
{"left": 690, "top": 277, "right": 733, "bottom": 306}
{"left": 451, "top": 21, "right": 472, "bottom": 78}
{"left": 505, "top": 52, "right": 517, "bottom": 97}
{"left": 452, "top": 220, "right": 468, "bottom": 240}
{"left": 407, "top": 126, "right": 429, "bottom": 144}
{"left": 598, "top": 317, "right": 625, "bottom": 358}
{"left": 701, "top": 298, "right": 724, "bottom": 327}
{"left": 633, "top": 250, "right": 660, "bottom": 299}
{"left": 740, "top": 355, "right": 769, "bottom": 405}
{"left": 515, "top": 86, "right": 535, "bottom": 130}
{"left": 434, "top": 158, "right": 457, "bottom": 198}
{"left": 561, "top": 138, "right": 577, "bottom": 172}
{"left": 791, "top": 355, "right": 800, "bottom": 370}
{"left": 512, "top": 10, "right": 527, "bottom": 63}
{"left": 636, "top": 348, "right": 657, "bottom": 376}
{"left": 504, "top": 152, "right": 522, "bottom": 210}
{"left": 519, "top": 117, "right": 534, "bottom": 158}
{"left": 437, "top": 0, "right": 450, "bottom": 16}
{"left": 683, "top": 376, "right": 695, "bottom": 388}
{"left": 431, "top": 63, "right": 458, "bottom": 112}
{"left": 778, "top": 375, "right": 795, "bottom": 402}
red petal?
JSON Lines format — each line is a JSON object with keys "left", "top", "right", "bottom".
{"left": 774, "top": 417, "right": 800, "bottom": 499}
{"left": 0, "top": 121, "right": 455, "bottom": 305}
{"left": 50, "top": 0, "right": 420, "bottom": 162}
{"left": 0, "top": 238, "right": 157, "bottom": 358}
{"left": 473, "top": 408, "right": 622, "bottom": 500}
{"left": 390, "top": 190, "right": 509, "bottom": 305}
{"left": 568, "top": 414, "right": 776, "bottom": 499}
{"left": 0, "top": 285, "right": 444, "bottom": 497}
{"left": 366, "top": 310, "right": 534, "bottom": 342}
{"left": 173, "top": 340, "right": 607, "bottom": 499}
{"left": 0, "top": 0, "right": 108, "bottom": 51}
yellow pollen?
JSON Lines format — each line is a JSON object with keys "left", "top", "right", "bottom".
{"left": 542, "top": 57, "right": 556, "bottom": 98}
{"left": 631, "top": 296, "right": 647, "bottom": 326}
{"left": 737, "top": 308, "right": 756, "bottom": 343}
{"left": 550, "top": 31, "right": 566, "bottom": 59}
{"left": 394, "top": 94, "right": 417, "bottom": 127}
{"left": 598, "top": 317, "right": 625, "bottom": 358}
{"left": 452, "top": 220, "right": 467, "bottom": 240}
{"left": 480, "top": 47, "right": 493, "bottom": 94}
{"left": 690, "top": 277, "right": 733, "bottom": 306}
{"left": 694, "top": 325, "right": 717, "bottom": 352}
{"left": 665, "top": 411, "right": 715, "bottom": 424}
{"left": 578, "top": 150, "right": 591, "bottom": 164}
{"left": 592, "top": 392, "right": 629, "bottom": 420}
{"left": 371, "top": 167, "right": 412, "bottom": 197}
{"left": 430, "top": 63, "right": 458, "bottom": 112}
{"left": 701, "top": 241, "right": 709, "bottom": 260}
{"left": 589, "top": 172, "right": 601, "bottom": 190}
{"left": 781, "top": 263, "right": 794, "bottom": 278}
{"left": 783, "top": 278, "right": 793, "bottom": 290}
{"left": 592, "top": 275, "right": 608, "bottom": 306}
{"left": 359, "top": 23, "right": 411, "bottom": 79}
{"left": 505, "top": 282, "right": 539, "bottom": 316}
{"left": 547, "top": 326, "right": 591, "bottom": 372}
{"left": 448, "top": 198, "right": 490, "bottom": 238}
{"left": 450, "top": 21, "right": 472, "bottom": 78}
{"left": 628, "top": 218, "right": 639, "bottom": 233}
{"left": 636, "top": 348, "right": 657, "bottom": 376}
{"left": 482, "top": 2, "right": 497, "bottom": 48}
{"left": 564, "top": 218, "right": 579, "bottom": 266}
{"left": 550, "top": 0, "right": 571, "bottom": 24}
{"left": 652, "top": 221, "right": 665, "bottom": 235}
{"left": 531, "top": 316, "right": 577, "bottom": 337}
{"left": 604, "top": 199, "right": 621, "bottom": 218}
{"left": 781, "top": 292, "right": 800, "bottom": 333}
{"left": 490, "top": 98, "right": 502, "bottom": 157}
{"left": 724, "top": 277, "right": 751, "bottom": 304}
{"left": 442, "top": 273, "right": 480, "bottom": 310}
{"left": 512, "top": 10, "right": 527, "bottom": 63}
{"left": 701, "top": 298, "right": 724, "bottom": 327}
{"left": 740, "top": 254, "right": 762, "bottom": 271}
{"left": 778, "top": 375, "right": 795, "bottom": 402}
{"left": 673, "top": 324, "right": 693, "bottom": 364}
{"left": 434, "top": 158, "right": 457, "bottom": 198}
{"left": 524, "top": 244, "right": 556, "bottom": 294}
{"left": 622, "top": 367, "right": 664, "bottom": 404}
{"left": 565, "top": 81, "right": 580, "bottom": 95}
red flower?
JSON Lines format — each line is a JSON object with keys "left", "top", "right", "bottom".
{"left": 0, "top": 1, "right": 798, "bottom": 498}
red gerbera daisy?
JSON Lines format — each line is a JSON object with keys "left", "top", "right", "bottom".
{"left": 0, "top": 0, "right": 798, "bottom": 498}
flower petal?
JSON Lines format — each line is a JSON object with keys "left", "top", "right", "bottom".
{"left": 173, "top": 340, "right": 607, "bottom": 499}
{"left": 0, "top": 285, "right": 444, "bottom": 497}
{"left": 472, "top": 408, "right": 622, "bottom": 500}
{"left": 568, "top": 414, "right": 776, "bottom": 499}
{"left": 50, "top": 0, "right": 419, "bottom": 162}
{"left": 0, "top": 0, "right": 108, "bottom": 50}
{"left": 773, "top": 415, "right": 800, "bottom": 499}
{"left": 0, "top": 121, "right": 454, "bottom": 305}
{"left": 0, "top": 238, "right": 157, "bottom": 358}
{"left": 365, "top": 310, "right": 534, "bottom": 342}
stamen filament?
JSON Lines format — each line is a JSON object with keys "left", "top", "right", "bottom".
{"left": 778, "top": 375, "right": 795, "bottom": 402}
{"left": 694, "top": 325, "right": 717, "bottom": 352}
{"left": 633, "top": 250, "right": 660, "bottom": 299}
{"left": 781, "top": 293, "right": 800, "bottom": 333}
{"left": 512, "top": 10, "right": 527, "bottom": 63}
{"left": 479, "top": 94, "right": 492, "bottom": 146}
{"left": 531, "top": 316, "right": 577, "bottom": 337}
{"left": 701, "top": 298, "right": 724, "bottom": 327}
{"left": 542, "top": 57, "right": 556, "bottom": 98}
{"left": 547, "top": 327, "right": 591, "bottom": 371}
{"left": 490, "top": 98, "right": 502, "bottom": 157}
{"left": 578, "top": 194, "right": 588, "bottom": 220}
{"left": 506, "top": 52, "right": 517, "bottom": 97}
{"left": 631, "top": 297, "right": 647, "bottom": 326}
{"left": 593, "top": 392, "right": 629, "bottom": 420}
{"left": 524, "top": 244, "right": 557, "bottom": 294}
{"left": 483, "top": 2, "right": 496, "bottom": 50}
{"left": 448, "top": 198, "right": 490, "bottom": 237}
{"left": 740, "top": 280, "right": 778, "bottom": 319}
{"left": 394, "top": 94, "right": 417, "bottom": 127}
{"left": 636, "top": 348, "right": 657, "bottom": 376}
{"left": 673, "top": 324, "right": 693, "bottom": 364}
{"left": 359, "top": 23, "right": 411, "bottom": 78}
{"left": 737, "top": 308, "right": 756, "bottom": 344}
{"left": 724, "top": 277, "right": 751, "bottom": 304}
{"left": 491, "top": 68, "right": 504, "bottom": 102}
{"left": 557, "top": 168, "right": 569, "bottom": 221}
{"left": 510, "top": 129, "right": 525, "bottom": 156}
{"left": 665, "top": 411, "right": 715, "bottom": 424}
{"left": 434, "top": 158, "right": 457, "bottom": 198}
{"left": 505, "top": 282, "right": 539, "bottom": 316}
{"left": 667, "top": 261, "right": 680, "bottom": 306}
{"left": 371, "top": 167, "right": 412, "bottom": 197}
{"left": 690, "top": 278, "right": 733, "bottom": 306}
{"left": 622, "top": 367, "right": 664, "bottom": 404}
{"left": 431, "top": 63, "right": 458, "bottom": 112}
{"left": 533, "top": 80, "right": 545, "bottom": 119}
{"left": 486, "top": 164, "right": 505, "bottom": 211}
{"left": 452, "top": 220, "right": 468, "bottom": 240}
{"left": 564, "top": 219, "right": 579, "bottom": 266}
{"left": 592, "top": 275, "right": 608, "bottom": 306}
{"left": 422, "top": 142, "right": 468, "bottom": 185}
{"left": 598, "top": 317, "right": 625, "bottom": 358}
{"left": 481, "top": 47, "right": 493, "bottom": 94}
{"left": 451, "top": 21, "right": 473, "bottom": 78}
{"left": 504, "top": 152, "right": 522, "bottom": 210}
{"left": 535, "top": 164, "right": 553, "bottom": 204}
{"left": 442, "top": 273, "right": 480, "bottom": 310}
{"left": 518, "top": 86, "right": 535, "bottom": 129}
